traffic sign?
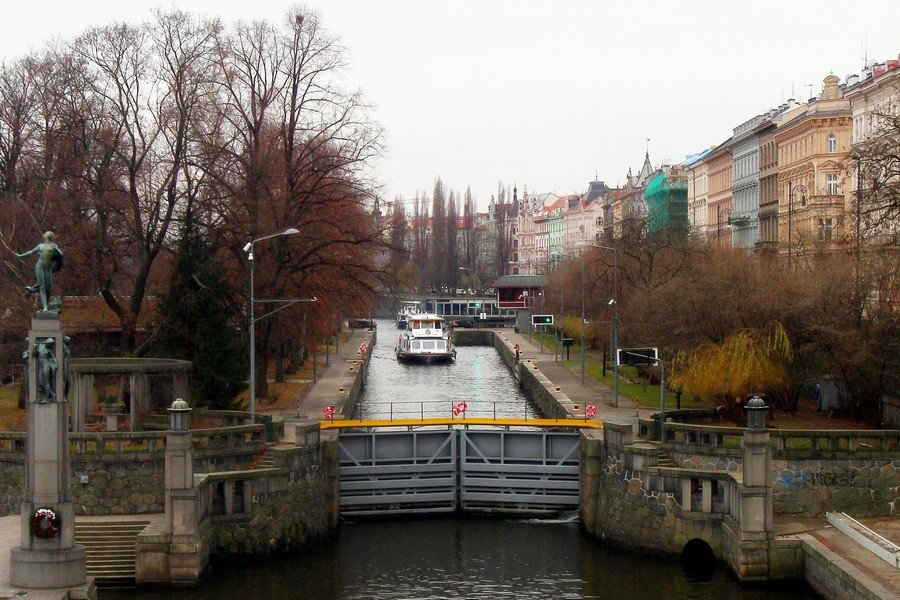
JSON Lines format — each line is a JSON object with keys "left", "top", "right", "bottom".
{"left": 532, "top": 314, "right": 554, "bottom": 325}
{"left": 617, "top": 347, "right": 658, "bottom": 366}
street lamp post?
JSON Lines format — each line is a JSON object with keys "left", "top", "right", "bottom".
{"left": 245, "top": 228, "right": 304, "bottom": 423}
{"left": 583, "top": 244, "right": 619, "bottom": 407}
{"left": 552, "top": 252, "right": 586, "bottom": 385}
{"left": 787, "top": 181, "right": 807, "bottom": 269}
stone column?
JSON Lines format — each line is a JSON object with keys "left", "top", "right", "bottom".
{"left": 731, "top": 396, "right": 774, "bottom": 582}
{"left": 10, "top": 315, "right": 87, "bottom": 588}
{"left": 164, "top": 399, "right": 205, "bottom": 585}
{"left": 130, "top": 372, "right": 149, "bottom": 432}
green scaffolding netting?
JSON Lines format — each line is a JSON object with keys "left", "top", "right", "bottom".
{"left": 645, "top": 172, "right": 689, "bottom": 235}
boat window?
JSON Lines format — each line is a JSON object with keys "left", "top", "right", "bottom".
{"left": 436, "top": 341, "right": 445, "bottom": 350}
{"left": 412, "top": 341, "right": 421, "bottom": 350}
{"left": 422, "top": 341, "right": 435, "bottom": 350}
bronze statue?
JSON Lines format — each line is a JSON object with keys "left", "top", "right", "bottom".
{"left": 16, "top": 231, "right": 63, "bottom": 313}
{"left": 33, "top": 338, "right": 58, "bottom": 403}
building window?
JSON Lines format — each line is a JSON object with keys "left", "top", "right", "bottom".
{"left": 826, "top": 174, "right": 839, "bottom": 195}
{"left": 818, "top": 218, "right": 834, "bottom": 241}
{"left": 827, "top": 134, "right": 836, "bottom": 153}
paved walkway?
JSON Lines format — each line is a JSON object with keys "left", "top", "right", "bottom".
{"left": 499, "top": 329, "right": 654, "bottom": 427}
{"left": 263, "top": 328, "right": 372, "bottom": 444}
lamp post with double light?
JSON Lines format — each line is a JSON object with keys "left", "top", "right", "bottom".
{"left": 245, "top": 228, "right": 318, "bottom": 423}
{"left": 581, "top": 243, "right": 619, "bottom": 407}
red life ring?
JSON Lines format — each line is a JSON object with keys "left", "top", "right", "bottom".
{"left": 425, "top": 329, "right": 431, "bottom": 335}
{"left": 452, "top": 401, "right": 468, "bottom": 416}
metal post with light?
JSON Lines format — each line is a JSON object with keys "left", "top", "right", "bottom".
{"left": 245, "top": 228, "right": 318, "bottom": 424}
{"left": 583, "top": 243, "right": 619, "bottom": 407}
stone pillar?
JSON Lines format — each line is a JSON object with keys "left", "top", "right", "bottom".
{"left": 130, "top": 372, "right": 149, "bottom": 432}
{"left": 72, "top": 373, "right": 95, "bottom": 433}
{"left": 164, "top": 399, "right": 205, "bottom": 585}
{"left": 10, "top": 315, "right": 87, "bottom": 588}
{"left": 731, "top": 396, "right": 774, "bottom": 582}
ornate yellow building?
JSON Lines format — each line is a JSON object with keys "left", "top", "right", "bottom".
{"left": 775, "top": 75, "right": 852, "bottom": 260}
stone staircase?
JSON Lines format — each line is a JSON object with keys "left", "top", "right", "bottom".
{"left": 657, "top": 449, "right": 677, "bottom": 468}
{"left": 74, "top": 518, "right": 150, "bottom": 586}
{"left": 250, "top": 447, "right": 276, "bottom": 470}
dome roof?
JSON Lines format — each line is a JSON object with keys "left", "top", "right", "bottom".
{"left": 168, "top": 398, "right": 192, "bottom": 411}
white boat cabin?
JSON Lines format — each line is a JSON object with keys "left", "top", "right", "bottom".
{"left": 407, "top": 314, "right": 444, "bottom": 337}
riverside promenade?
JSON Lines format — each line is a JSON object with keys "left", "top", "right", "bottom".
{"left": 267, "top": 327, "right": 374, "bottom": 442}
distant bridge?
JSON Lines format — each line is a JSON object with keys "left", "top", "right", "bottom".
{"left": 331, "top": 422, "right": 593, "bottom": 516}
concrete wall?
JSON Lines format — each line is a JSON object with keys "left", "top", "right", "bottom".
{"left": 801, "top": 535, "right": 889, "bottom": 600}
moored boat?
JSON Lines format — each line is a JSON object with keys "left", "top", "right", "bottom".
{"left": 396, "top": 300, "right": 420, "bottom": 329}
{"left": 396, "top": 313, "right": 456, "bottom": 363}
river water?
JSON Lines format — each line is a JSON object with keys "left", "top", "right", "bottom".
{"left": 106, "top": 319, "right": 815, "bottom": 599}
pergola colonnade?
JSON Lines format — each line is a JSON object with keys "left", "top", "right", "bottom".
{"left": 69, "top": 357, "right": 191, "bottom": 432}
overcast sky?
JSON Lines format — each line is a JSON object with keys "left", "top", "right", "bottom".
{"left": 2, "top": 1, "right": 898, "bottom": 209}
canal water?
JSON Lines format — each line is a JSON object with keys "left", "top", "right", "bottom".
{"left": 105, "top": 319, "right": 815, "bottom": 599}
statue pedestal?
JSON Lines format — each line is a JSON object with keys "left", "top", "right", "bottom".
{"left": 9, "top": 317, "right": 87, "bottom": 589}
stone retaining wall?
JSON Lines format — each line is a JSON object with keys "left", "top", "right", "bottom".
{"left": 580, "top": 428, "right": 723, "bottom": 557}
{"left": 801, "top": 535, "right": 887, "bottom": 600}
{"left": 337, "top": 328, "right": 376, "bottom": 419}
{"left": 673, "top": 452, "right": 899, "bottom": 518}
{"left": 0, "top": 440, "right": 265, "bottom": 517}
{"left": 209, "top": 443, "right": 338, "bottom": 555}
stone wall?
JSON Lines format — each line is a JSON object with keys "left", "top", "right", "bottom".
{"left": 451, "top": 329, "right": 493, "bottom": 347}
{"left": 0, "top": 460, "right": 23, "bottom": 516}
{"left": 516, "top": 361, "right": 570, "bottom": 419}
{"left": 210, "top": 469, "right": 333, "bottom": 554}
{"left": 579, "top": 428, "right": 723, "bottom": 557}
{"left": 337, "top": 328, "right": 376, "bottom": 419}
{"left": 0, "top": 442, "right": 265, "bottom": 517}
{"left": 673, "top": 452, "right": 899, "bottom": 517}
{"left": 136, "top": 431, "right": 340, "bottom": 586}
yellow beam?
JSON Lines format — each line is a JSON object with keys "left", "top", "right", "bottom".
{"left": 319, "top": 417, "right": 603, "bottom": 430}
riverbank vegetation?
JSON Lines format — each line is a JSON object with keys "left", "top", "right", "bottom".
{"left": 549, "top": 231, "right": 898, "bottom": 427}
{"left": 0, "top": 7, "right": 389, "bottom": 408}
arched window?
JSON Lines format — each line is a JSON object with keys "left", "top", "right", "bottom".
{"left": 827, "top": 134, "right": 836, "bottom": 153}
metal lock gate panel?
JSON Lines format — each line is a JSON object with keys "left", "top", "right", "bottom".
{"left": 338, "top": 429, "right": 580, "bottom": 516}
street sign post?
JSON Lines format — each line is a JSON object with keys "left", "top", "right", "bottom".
{"left": 617, "top": 347, "right": 658, "bottom": 366}
{"left": 531, "top": 314, "right": 554, "bottom": 326}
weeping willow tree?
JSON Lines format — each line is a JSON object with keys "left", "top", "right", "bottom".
{"left": 671, "top": 323, "right": 792, "bottom": 420}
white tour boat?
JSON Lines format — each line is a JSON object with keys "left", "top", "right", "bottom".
{"left": 396, "top": 313, "right": 456, "bottom": 363}
{"left": 396, "top": 300, "right": 420, "bottom": 329}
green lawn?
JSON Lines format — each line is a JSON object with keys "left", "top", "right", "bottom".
{"left": 0, "top": 385, "right": 24, "bottom": 430}
{"left": 543, "top": 340, "right": 713, "bottom": 410}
